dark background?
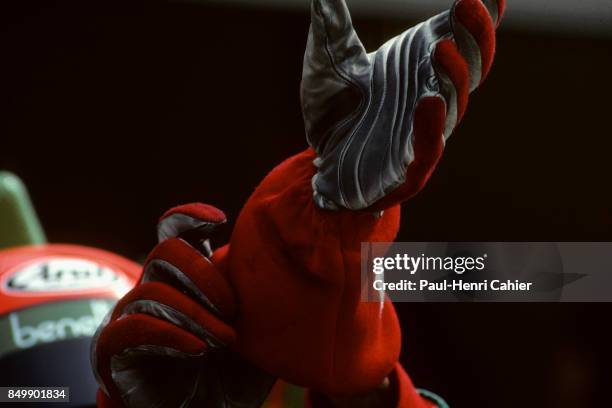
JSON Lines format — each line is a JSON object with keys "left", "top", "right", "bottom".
{"left": 1, "top": 0, "right": 611, "bottom": 406}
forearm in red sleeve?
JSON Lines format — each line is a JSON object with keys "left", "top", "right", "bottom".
{"left": 225, "top": 148, "right": 402, "bottom": 395}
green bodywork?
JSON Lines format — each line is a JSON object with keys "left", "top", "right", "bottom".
{"left": 0, "top": 171, "right": 46, "bottom": 249}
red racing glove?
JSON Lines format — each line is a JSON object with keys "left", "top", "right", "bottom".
{"left": 302, "top": 0, "right": 505, "bottom": 211}
{"left": 91, "top": 204, "right": 274, "bottom": 408}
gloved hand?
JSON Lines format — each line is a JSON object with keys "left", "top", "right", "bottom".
{"left": 91, "top": 204, "right": 274, "bottom": 408}
{"left": 302, "top": 0, "right": 505, "bottom": 211}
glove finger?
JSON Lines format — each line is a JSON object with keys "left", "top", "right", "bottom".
{"left": 303, "top": 0, "right": 370, "bottom": 154}
{"left": 157, "top": 203, "right": 226, "bottom": 244}
{"left": 142, "top": 237, "right": 237, "bottom": 319}
{"left": 395, "top": 96, "right": 446, "bottom": 196}
{"left": 433, "top": 38, "right": 470, "bottom": 124}
{"left": 311, "top": 0, "right": 366, "bottom": 58}
{"left": 482, "top": 0, "right": 506, "bottom": 27}
{"left": 451, "top": 0, "right": 497, "bottom": 90}
{"left": 112, "top": 281, "right": 236, "bottom": 347}
{"left": 370, "top": 96, "right": 446, "bottom": 211}
{"left": 94, "top": 313, "right": 208, "bottom": 404}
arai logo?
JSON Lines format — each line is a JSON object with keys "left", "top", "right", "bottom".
{"left": 5, "top": 258, "right": 121, "bottom": 293}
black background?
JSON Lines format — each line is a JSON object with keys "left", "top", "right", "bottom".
{"left": 1, "top": 1, "right": 611, "bottom": 406}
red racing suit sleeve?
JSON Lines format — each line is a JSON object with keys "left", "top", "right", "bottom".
{"left": 224, "top": 148, "right": 405, "bottom": 396}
